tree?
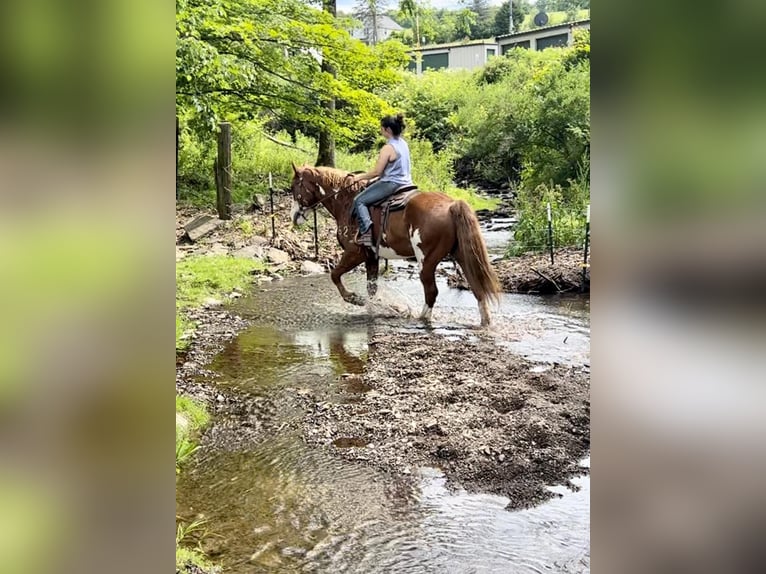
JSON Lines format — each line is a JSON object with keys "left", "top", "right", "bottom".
{"left": 353, "top": 0, "right": 390, "bottom": 46}
{"left": 468, "top": 0, "right": 493, "bottom": 39}
{"left": 493, "top": 1, "right": 530, "bottom": 36}
{"left": 316, "top": 0, "right": 337, "bottom": 167}
{"left": 400, "top": 0, "right": 420, "bottom": 47}
{"left": 176, "top": 0, "right": 405, "bottom": 146}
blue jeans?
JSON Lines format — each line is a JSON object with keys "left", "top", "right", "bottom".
{"left": 352, "top": 180, "right": 401, "bottom": 234}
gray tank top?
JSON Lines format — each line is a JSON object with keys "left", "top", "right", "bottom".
{"left": 381, "top": 137, "right": 413, "bottom": 186}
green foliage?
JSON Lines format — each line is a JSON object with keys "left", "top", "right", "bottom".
{"left": 493, "top": 1, "right": 530, "bottom": 36}
{"left": 176, "top": 395, "right": 210, "bottom": 430}
{"left": 519, "top": 8, "right": 589, "bottom": 31}
{"left": 452, "top": 46, "right": 590, "bottom": 189}
{"left": 509, "top": 156, "right": 589, "bottom": 254}
{"left": 176, "top": 518, "right": 218, "bottom": 573}
{"left": 175, "top": 254, "right": 265, "bottom": 350}
{"left": 177, "top": 0, "right": 404, "bottom": 145}
{"left": 389, "top": 70, "right": 472, "bottom": 151}
{"left": 177, "top": 117, "right": 495, "bottom": 211}
{"left": 176, "top": 255, "right": 265, "bottom": 310}
{"left": 176, "top": 314, "right": 195, "bottom": 352}
{"left": 175, "top": 395, "right": 210, "bottom": 472}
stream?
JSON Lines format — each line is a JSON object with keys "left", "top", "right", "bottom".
{"left": 177, "top": 220, "right": 590, "bottom": 573}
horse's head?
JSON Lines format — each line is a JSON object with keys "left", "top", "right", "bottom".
{"left": 290, "top": 163, "right": 323, "bottom": 226}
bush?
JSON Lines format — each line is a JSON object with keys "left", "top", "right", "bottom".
{"left": 453, "top": 47, "right": 590, "bottom": 190}
{"left": 508, "top": 155, "right": 590, "bottom": 255}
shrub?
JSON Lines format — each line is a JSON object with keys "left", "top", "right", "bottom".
{"left": 508, "top": 154, "right": 590, "bottom": 255}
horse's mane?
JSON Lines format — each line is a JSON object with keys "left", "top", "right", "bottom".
{"left": 304, "top": 165, "right": 364, "bottom": 194}
{"left": 311, "top": 166, "right": 350, "bottom": 190}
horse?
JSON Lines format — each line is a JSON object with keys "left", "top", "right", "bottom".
{"left": 289, "top": 163, "right": 501, "bottom": 326}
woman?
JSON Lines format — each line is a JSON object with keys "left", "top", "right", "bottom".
{"left": 351, "top": 113, "right": 413, "bottom": 247}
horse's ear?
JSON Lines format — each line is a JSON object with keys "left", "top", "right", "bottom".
{"left": 291, "top": 162, "right": 300, "bottom": 175}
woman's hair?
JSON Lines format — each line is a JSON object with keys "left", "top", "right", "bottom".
{"left": 381, "top": 113, "right": 406, "bottom": 137}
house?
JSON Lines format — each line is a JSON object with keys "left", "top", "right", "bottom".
{"left": 351, "top": 14, "right": 403, "bottom": 45}
{"left": 407, "top": 39, "right": 499, "bottom": 75}
{"left": 495, "top": 19, "right": 590, "bottom": 54}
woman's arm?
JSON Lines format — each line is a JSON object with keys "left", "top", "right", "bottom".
{"left": 354, "top": 144, "right": 395, "bottom": 182}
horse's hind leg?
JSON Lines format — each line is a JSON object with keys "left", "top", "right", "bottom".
{"left": 365, "top": 255, "right": 379, "bottom": 298}
{"left": 331, "top": 248, "right": 366, "bottom": 306}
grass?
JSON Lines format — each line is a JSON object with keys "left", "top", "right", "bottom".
{"left": 177, "top": 255, "right": 266, "bottom": 310}
{"left": 176, "top": 395, "right": 209, "bottom": 471}
{"left": 176, "top": 255, "right": 266, "bottom": 351}
{"left": 176, "top": 546, "right": 217, "bottom": 574}
{"left": 176, "top": 517, "right": 219, "bottom": 573}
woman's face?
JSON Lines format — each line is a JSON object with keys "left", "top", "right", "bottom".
{"left": 380, "top": 125, "right": 393, "bottom": 138}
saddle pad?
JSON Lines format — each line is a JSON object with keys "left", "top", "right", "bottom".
{"left": 377, "top": 188, "right": 419, "bottom": 212}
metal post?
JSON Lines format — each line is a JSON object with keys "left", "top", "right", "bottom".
{"left": 582, "top": 204, "right": 590, "bottom": 288}
{"left": 313, "top": 209, "right": 319, "bottom": 260}
{"left": 269, "top": 173, "right": 275, "bottom": 240}
{"left": 547, "top": 202, "right": 554, "bottom": 265}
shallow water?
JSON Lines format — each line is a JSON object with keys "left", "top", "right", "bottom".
{"left": 177, "top": 233, "right": 590, "bottom": 573}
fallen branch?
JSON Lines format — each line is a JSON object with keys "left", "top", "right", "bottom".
{"left": 531, "top": 267, "right": 562, "bottom": 293}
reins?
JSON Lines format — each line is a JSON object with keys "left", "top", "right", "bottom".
{"left": 298, "top": 173, "right": 361, "bottom": 213}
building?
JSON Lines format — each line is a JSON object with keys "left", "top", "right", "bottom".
{"left": 407, "top": 39, "right": 499, "bottom": 75}
{"left": 496, "top": 19, "right": 590, "bottom": 55}
{"left": 350, "top": 14, "right": 403, "bottom": 45}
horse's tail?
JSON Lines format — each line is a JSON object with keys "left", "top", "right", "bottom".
{"left": 450, "top": 200, "right": 501, "bottom": 307}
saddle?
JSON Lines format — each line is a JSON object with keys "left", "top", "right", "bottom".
{"left": 356, "top": 184, "right": 419, "bottom": 257}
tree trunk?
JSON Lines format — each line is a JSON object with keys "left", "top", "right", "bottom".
{"left": 316, "top": 0, "right": 337, "bottom": 167}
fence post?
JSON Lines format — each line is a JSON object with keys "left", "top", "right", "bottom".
{"left": 547, "top": 202, "right": 554, "bottom": 265}
{"left": 176, "top": 115, "right": 179, "bottom": 201}
{"left": 313, "top": 210, "right": 319, "bottom": 260}
{"left": 269, "top": 173, "right": 275, "bottom": 240}
{"left": 215, "top": 122, "right": 232, "bottom": 220}
{"left": 582, "top": 204, "right": 590, "bottom": 288}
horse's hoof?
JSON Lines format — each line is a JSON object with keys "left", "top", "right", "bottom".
{"left": 345, "top": 294, "right": 365, "bottom": 306}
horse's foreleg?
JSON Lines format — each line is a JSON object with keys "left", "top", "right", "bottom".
{"left": 365, "top": 255, "right": 379, "bottom": 298}
{"left": 419, "top": 257, "right": 439, "bottom": 321}
{"left": 331, "top": 248, "right": 367, "bottom": 306}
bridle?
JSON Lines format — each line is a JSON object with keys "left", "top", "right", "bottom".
{"left": 294, "top": 173, "right": 359, "bottom": 213}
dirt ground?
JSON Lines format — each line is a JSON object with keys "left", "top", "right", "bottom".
{"left": 176, "top": 203, "right": 590, "bottom": 510}
{"left": 299, "top": 333, "right": 589, "bottom": 510}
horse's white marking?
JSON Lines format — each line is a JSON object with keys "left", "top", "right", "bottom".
{"left": 479, "top": 300, "right": 491, "bottom": 327}
{"left": 410, "top": 227, "right": 424, "bottom": 270}
{"left": 420, "top": 304, "right": 433, "bottom": 320}
{"left": 291, "top": 200, "right": 307, "bottom": 225}
{"left": 378, "top": 246, "right": 409, "bottom": 260}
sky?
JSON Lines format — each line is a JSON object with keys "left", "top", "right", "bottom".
{"left": 336, "top": 0, "right": 508, "bottom": 13}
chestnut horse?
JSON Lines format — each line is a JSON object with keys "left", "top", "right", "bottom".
{"left": 290, "top": 164, "right": 500, "bottom": 326}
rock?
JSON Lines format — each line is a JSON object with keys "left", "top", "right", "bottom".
{"left": 206, "top": 243, "right": 229, "bottom": 256}
{"left": 232, "top": 245, "right": 264, "bottom": 259}
{"left": 266, "top": 248, "right": 290, "bottom": 264}
{"left": 183, "top": 214, "right": 223, "bottom": 242}
{"left": 300, "top": 260, "right": 325, "bottom": 275}
{"left": 175, "top": 413, "right": 189, "bottom": 431}
{"left": 203, "top": 297, "right": 223, "bottom": 308}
